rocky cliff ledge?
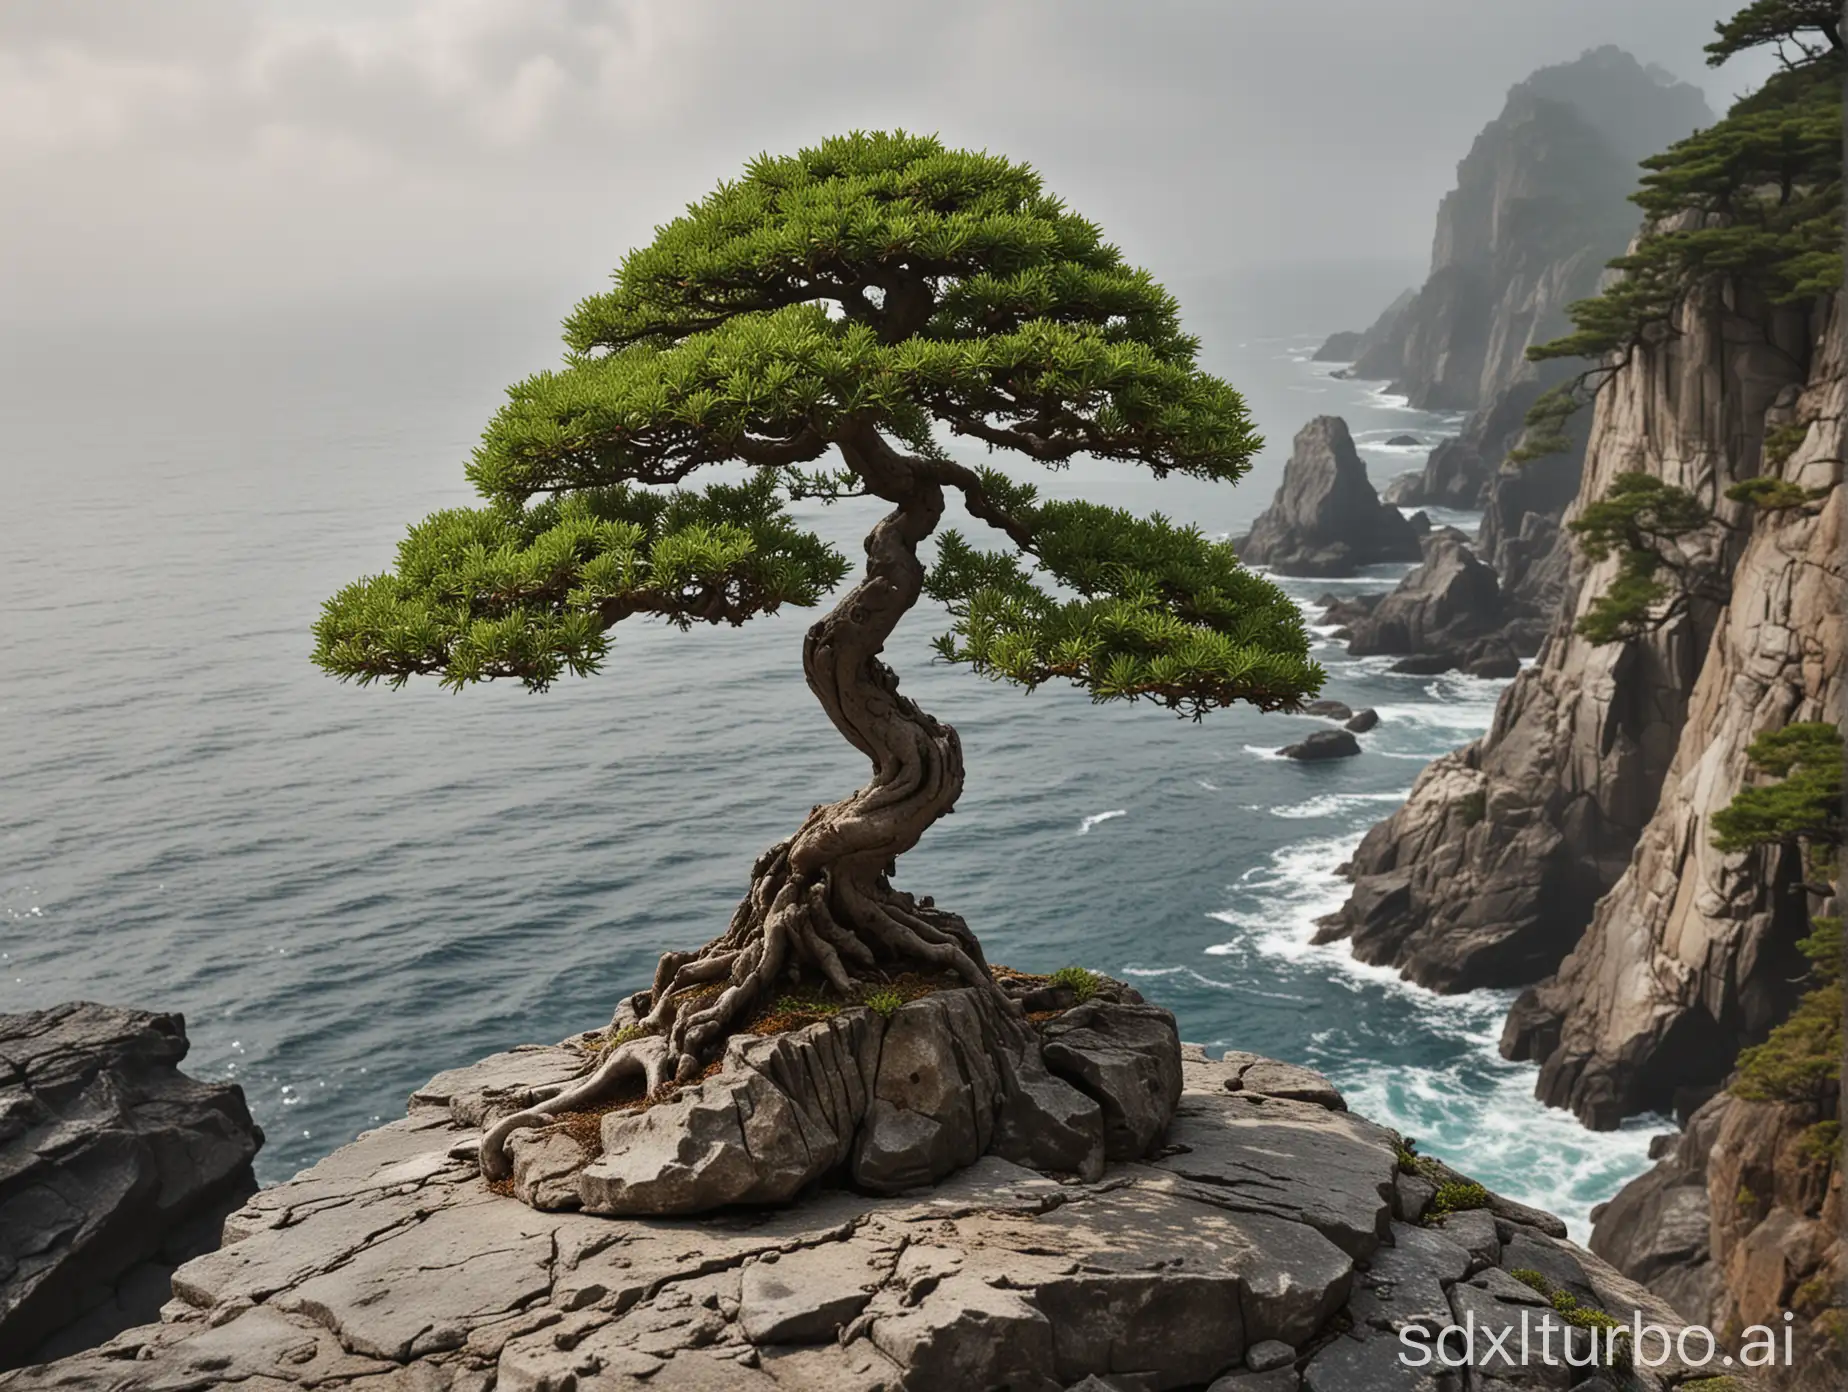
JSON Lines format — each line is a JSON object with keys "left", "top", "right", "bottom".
{"left": 1590, "top": 1088, "right": 1844, "bottom": 1392}
{"left": 4, "top": 1035, "right": 1697, "bottom": 1392}
{"left": 0, "top": 1005, "right": 264, "bottom": 1369}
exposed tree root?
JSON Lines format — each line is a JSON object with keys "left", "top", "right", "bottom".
{"left": 478, "top": 849, "right": 1014, "bottom": 1181}
{"left": 479, "top": 432, "right": 1026, "bottom": 1185}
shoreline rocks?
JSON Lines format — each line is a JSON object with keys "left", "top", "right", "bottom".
{"left": 3, "top": 1032, "right": 1698, "bottom": 1392}
{"left": 0, "top": 1004, "right": 264, "bottom": 1370}
{"left": 1343, "top": 534, "right": 1505, "bottom": 664}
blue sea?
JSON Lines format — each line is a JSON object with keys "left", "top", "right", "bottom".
{"left": 0, "top": 264, "right": 1669, "bottom": 1237}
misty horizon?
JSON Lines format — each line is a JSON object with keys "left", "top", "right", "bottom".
{"left": 2, "top": 1, "right": 1774, "bottom": 331}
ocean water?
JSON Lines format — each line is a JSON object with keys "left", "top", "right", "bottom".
{"left": 0, "top": 269, "right": 1668, "bottom": 1237}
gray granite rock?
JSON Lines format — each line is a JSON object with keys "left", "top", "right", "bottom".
{"left": 1303, "top": 700, "right": 1354, "bottom": 721}
{"left": 852, "top": 993, "right": 995, "bottom": 1192}
{"left": 1040, "top": 1001, "right": 1183, "bottom": 1159}
{"left": 1345, "top": 535, "right": 1504, "bottom": 661}
{"left": 2, "top": 1041, "right": 1653, "bottom": 1392}
{"left": 1209, "top": 1369, "right": 1300, "bottom": 1391}
{"left": 1280, "top": 730, "right": 1362, "bottom": 761}
{"left": 0, "top": 1003, "right": 263, "bottom": 1369}
{"left": 738, "top": 1243, "right": 886, "bottom": 1344}
{"left": 1434, "top": 1208, "right": 1502, "bottom": 1270}
{"left": 1303, "top": 1329, "right": 1450, "bottom": 1391}
{"left": 1245, "top": 1338, "right": 1297, "bottom": 1371}
{"left": 1221, "top": 1055, "right": 1348, "bottom": 1112}
{"left": 1144, "top": 1094, "right": 1395, "bottom": 1258}
{"left": 1347, "top": 1222, "right": 1470, "bottom": 1334}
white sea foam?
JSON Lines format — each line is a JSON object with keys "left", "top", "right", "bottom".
{"left": 1242, "top": 744, "right": 1289, "bottom": 762}
{"left": 1077, "top": 808, "right": 1127, "bottom": 835}
{"left": 1368, "top": 699, "right": 1500, "bottom": 733}
{"left": 1201, "top": 824, "right": 1672, "bottom": 1241}
{"left": 1337, "top": 1053, "right": 1673, "bottom": 1243}
{"left": 1268, "top": 790, "right": 1411, "bottom": 820}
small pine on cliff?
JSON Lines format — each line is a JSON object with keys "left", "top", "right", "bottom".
{"left": 1715, "top": 722, "right": 1843, "bottom": 1109}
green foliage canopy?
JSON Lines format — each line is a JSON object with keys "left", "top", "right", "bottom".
{"left": 1706, "top": 1, "right": 1844, "bottom": 66}
{"left": 314, "top": 132, "right": 1320, "bottom": 714}
{"left": 1565, "top": 473, "right": 1716, "bottom": 643}
{"left": 1717, "top": 723, "right": 1843, "bottom": 1109}
{"left": 1710, "top": 722, "right": 1844, "bottom": 856}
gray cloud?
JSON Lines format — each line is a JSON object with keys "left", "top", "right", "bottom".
{"left": 0, "top": 0, "right": 1771, "bottom": 325}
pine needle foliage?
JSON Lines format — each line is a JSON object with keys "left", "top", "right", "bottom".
{"left": 1566, "top": 473, "right": 1717, "bottom": 643}
{"left": 314, "top": 132, "right": 1319, "bottom": 715}
{"left": 1711, "top": 722, "right": 1844, "bottom": 855}
{"left": 1716, "top": 724, "right": 1843, "bottom": 1108}
{"left": 1707, "top": 1, "right": 1845, "bottom": 66}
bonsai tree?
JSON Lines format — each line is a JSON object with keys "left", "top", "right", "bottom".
{"left": 313, "top": 133, "right": 1321, "bottom": 1175}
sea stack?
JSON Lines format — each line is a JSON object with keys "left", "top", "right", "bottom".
{"left": 1237, "top": 417, "right": 1422, "bottom": 576}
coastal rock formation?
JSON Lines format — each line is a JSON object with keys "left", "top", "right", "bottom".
{"left": 1341, "top": 50, "right": 1712, "bottom": 625}
{"left": 1321, "top": 275, "right": 1822, "bottom": 1001}
{"left": 1504, "top": 300, "right": 1845, "bottom": 1127}
{"left": 1279, "top": 730, "right": 1360, "bottom": 762}
{"left": 0, "top": 1004, "right": 263, "bottom": 1370}
{"left": 3, "top": 1039, "right": 1699, "bottom": 1392}
{"left": 1592, "top": 1090, "right": 1845, "bottom": 1392}
{"left": 1237, "top": 417, "right": 1421, "bottom": 576}
{"left": 1343, "top": 534, "right": 1505, "bottom": 662}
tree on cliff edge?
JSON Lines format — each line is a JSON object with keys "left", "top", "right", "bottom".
{"left": 312, "top": 133, "right": 1321, "bottom": 1177}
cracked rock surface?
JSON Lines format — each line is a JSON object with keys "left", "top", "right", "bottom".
{"left": 6, "top": 1039, "right": 1698, "bottom": 1391}
{"left": 0, "top": 1004, "right": 263, "bottom": 1371}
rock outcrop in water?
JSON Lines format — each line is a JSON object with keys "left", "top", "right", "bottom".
{"left": 0, "top": 1004, "right": 263, "bottom": 1369}
{"left": 5, "top": 1030, "right": 1705, "bottom": 1392}
{"left": 1342, "top": 534, "right": 1506, "bottom": 665}
{"left": 1236, "top": 417, "right": 1420, "bottom": 576}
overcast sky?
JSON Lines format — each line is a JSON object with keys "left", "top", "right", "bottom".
{"left": 1, "top": 1, "right": 1771, "bottom": 328}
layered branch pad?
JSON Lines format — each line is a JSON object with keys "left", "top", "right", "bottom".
{"left": 312, "top": 131, "right": 1323, "bottom": 712}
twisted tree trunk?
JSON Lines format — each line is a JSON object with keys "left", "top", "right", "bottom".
{"left": 481, "top": 427, "right": 1011, "bottom": 1179}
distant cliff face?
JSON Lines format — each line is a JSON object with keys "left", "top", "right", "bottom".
{"left": 1345, "top": 47, "right": 1712, "bottom": 414}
